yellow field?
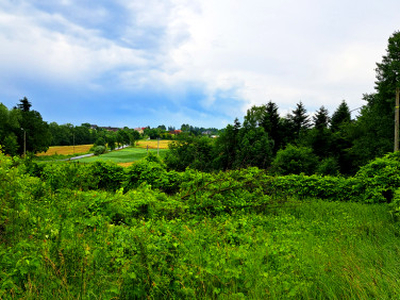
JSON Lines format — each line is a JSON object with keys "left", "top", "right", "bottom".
{"left": 36, "top": 144, "right": 93, "bottom": 156}
{"left": 118, "top": 162, "right": 135, "bottom": 168}
{"left": 136, "top": 140, "right": 171, "bottom": 149}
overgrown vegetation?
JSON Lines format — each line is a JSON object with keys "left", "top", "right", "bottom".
{"left": 1, "top": 149, "right": 400, "bottom": 298}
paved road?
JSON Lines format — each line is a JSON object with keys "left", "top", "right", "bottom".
{"left": 68, "top": 153, "right": 94, "bottom": 160}
{"left": 66, "top": 145, "right": 130, "bottom": 161}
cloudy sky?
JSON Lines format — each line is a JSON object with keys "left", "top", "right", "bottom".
{"left": 0, "top": 0, "right": 399, "bottom": 129}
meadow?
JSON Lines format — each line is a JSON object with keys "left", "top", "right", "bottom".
{"left": 35, "top": 140, "right": 172, "bottom": 165}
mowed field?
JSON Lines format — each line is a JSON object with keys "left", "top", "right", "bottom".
{"left": 36, "top": 141, "right": 172, "bottom": 166}
{"left": 78, "top": 147, "right": 169, "bottom": 167}
{"left": 36, "top": 144, "right": 93, "bottom": 156}
{"left": 37, "top": 140, "right": 171, "bottom": 156}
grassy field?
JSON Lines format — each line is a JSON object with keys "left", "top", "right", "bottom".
{"left": 78, "top": 147, "right": 169, "bottom": 166}
{"left": 36, "top": 144, "right": 93, "bottom": 156}
{"left": 35, "top": 141, "right": 171, "bottom": 165}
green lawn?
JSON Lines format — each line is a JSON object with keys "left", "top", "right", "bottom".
{"left": 78, "top": 147, "right": 169, "bottom": 164}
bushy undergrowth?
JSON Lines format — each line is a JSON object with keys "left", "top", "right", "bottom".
{"left": 2, "top": 150, "right": 400, "bottom": 298}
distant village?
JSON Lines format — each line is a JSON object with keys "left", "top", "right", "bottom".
{"left": 89, "top": 124, "right": 217, "bottom": 137}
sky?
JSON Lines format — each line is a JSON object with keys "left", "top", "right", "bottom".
{"left": 0, "top": 0, "right": 399, "bottom": 129}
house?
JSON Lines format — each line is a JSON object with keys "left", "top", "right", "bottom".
{"left": 90, "top": 124, "right": 121, "bottom": 132}
{"left": 134, "top": 127, "right": 144, "bottom": 134}
{"left": 169, "top": 129, "right": 182, "bottom": 135}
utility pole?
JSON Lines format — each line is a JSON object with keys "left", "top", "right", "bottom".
{"left": 395, "top": 87, "right": 400, "bottom": 152}
{"left": 24, "top": 129, "right": 26, "bottom": 158}
{"left": 21, "top": 128, "right": 26, "bottom": 158}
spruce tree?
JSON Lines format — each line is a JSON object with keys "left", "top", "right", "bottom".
{"left": 331, "top": 100, "right": 351, "bottom": 132}
{"left": 313, "top": 106, "right": 330, "bottom": 130}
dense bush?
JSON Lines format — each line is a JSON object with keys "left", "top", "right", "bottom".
{"left": 124, "top": 160, "right": 181, "bottom": 194}
{"left": 354, "top": 151, "right": 400, "bottom": 203}
{"left": 93, "top": 145, "right": 106, "bottom": 155}
{"left": 316, "top": 157, "right": 340, "bottom": 176}
{"left": 41, "top": 162, "right": 98, "bottom": 191}
{"left": 271, "top": 144, "right": 319, "bottom": 175}
{"left": 90, "top": 161, "right": 125, "bottom": 192}
{"left": 165, "top": 136, "right": 215, "bottom": 172}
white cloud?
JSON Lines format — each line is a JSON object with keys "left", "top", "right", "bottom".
{"left": 0, "top": 2, "right": 151, "bottom": 87}
{"left": 1, "top": 0, "right": 400, "bottom": 125}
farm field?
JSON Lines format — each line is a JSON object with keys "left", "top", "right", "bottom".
{"left": 36, "top": 144, "right": 93, "bottom": 156}
{"left": 136, "top": 139, "right": 171, "bottom": 149}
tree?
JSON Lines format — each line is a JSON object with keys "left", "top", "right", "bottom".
{"left": 165, "top": 136, "right": 214, "bottom": 171}
{"left": 157, "top": 125, "right": 166, "bottom": 131}
{"left": 243, "top": 105, "right": 265, "bottom": 128}
{"left": 313, "top": 106, "right": 330, "bottom": 130}
{"left": 271, "top": 144, "right": 318, "bottom": 175}
{"left": 0, "top": 103, "right": 21, "bottom": 156}
{"left": 14, "top": 98, "right": 51, "bottom": 155}
{"left": 330, "top": 100, "right": 351, "bottom": 132}
{"left": 107, "top": 133, "right": 116, "bottom": 150}
{"left": 289, "top": 101, "right": 310, "bottom": 138}
{"left": 349, "top": 31, "right": 400, "bottom": 165}
{"left": 16, "top": 97, "right": 32, "bottom": 112}
{"left": 214, "top": 119, "right": 241, "bottom": 170}
{"left": 261, "top": 101, "right": 283, "bottom": 153}
{"left": 234, "top": 126, "right": 273, "bottom": 169}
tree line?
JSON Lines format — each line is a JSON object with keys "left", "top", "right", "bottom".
{"left": 0, "top": 98, "right": 142, "bottom": 156}
{"left": 0, "top": 97, "right": 219, "bottom": 156}
{"left": 165, "top": 31, "right": 400, "bottom": 176}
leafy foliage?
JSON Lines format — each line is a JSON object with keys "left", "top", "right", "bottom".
{"left": 354, "top": 151, "right": 400, "bottom": 203}
{"left": 93, "top": 145, "right": 106, "bottom": 155}
{"left": 271, "top": 144, "right": 318, "bottom": 175}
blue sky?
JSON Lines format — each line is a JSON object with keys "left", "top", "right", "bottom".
{"left": 0, "top": 0, "right": 399, "bottom": 129}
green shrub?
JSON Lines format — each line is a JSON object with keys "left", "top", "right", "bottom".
{"left": 354, "top": 151, "right": 400, "bottom": 203}
{"left": 265, "top": 174, "right": 359, "bottom": 202}
{"left": 124, "top": 160, "right": 181, "bottom": 194}
{"left": 90, "top": 161, "right": 125, "bottom": 192}
{"left": 93, "top": 145, "right": 106, "bottom": 156}
{"left": 389, "top": 188, "right": 400, "bottom": 219}
{"left": 41, "top": 162, "right": 98, "bottom": 191}
{"left": 271, "top": 145, "right": 318, "bottom": 175}
{"left": 316, "top": 157, "right": 340, "bottom": 176}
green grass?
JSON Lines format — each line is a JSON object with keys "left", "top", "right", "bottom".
{"left": 77, "top": 147, "right": 169, "bottom": 163}
{"left": 4, "top": 185, "right": 400, "bottom": 298}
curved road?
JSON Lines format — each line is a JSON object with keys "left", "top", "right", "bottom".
{"left": 66, "top": 145, "right": 130, "bottom": 161}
